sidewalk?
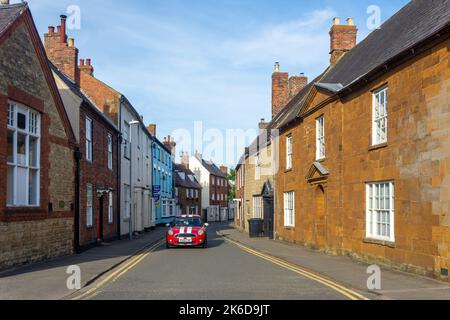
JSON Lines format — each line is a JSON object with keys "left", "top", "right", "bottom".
{"left": 218, "top": 225, "right": 450, "bottom": 300}
{"left": 0, "top": 228, "right": 166, "bottom": 300}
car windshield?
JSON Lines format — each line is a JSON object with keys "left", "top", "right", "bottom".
{"left": 174, "top": 218, "right": 203, "bottom": 227}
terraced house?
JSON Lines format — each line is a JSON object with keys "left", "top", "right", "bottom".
{"left": 0, "top": 2, "right": 76, "bottom": 268}
{"left": 238, "top": 0, "right": 450, "bottom": 279}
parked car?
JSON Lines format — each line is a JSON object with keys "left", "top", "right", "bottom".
{"left": 166, "top": 215, "right": 209, "bottom": 249}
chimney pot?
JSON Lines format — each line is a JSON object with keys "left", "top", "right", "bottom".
{"left": 48, "top": 26, "right": 55, "bottom": 33}
{"left": 274, "top": 62, "right": 280, "bottom": 73}
{"left": 80, "top": 59, "right": 85, "bottom": 66}
{"left": 0, "top": 0, "right": 10, "bottom": 5}
{"left": 86, "top": 58, "right": 91, "bottom": 66}
{"left": 68, "top": 38, "right": 74, "bottom": 48}
{"left": 347, "top": 18, "right": 354, "bottom": 26}
{"left": 60, "top": 15, "right": 67, "bottom": 44}
{"left": 333, "top": 17, "right": 341, "bottom": 25}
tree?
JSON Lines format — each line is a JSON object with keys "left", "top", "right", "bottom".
{"left": 227, "top": 169, "right": 236, "bottom": 200}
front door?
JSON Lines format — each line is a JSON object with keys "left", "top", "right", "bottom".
{"left": 263, "top": 196, "right": 274, "bottom": 239}
{"left": 314, "top": 185, "right": 326, "bottom": 248}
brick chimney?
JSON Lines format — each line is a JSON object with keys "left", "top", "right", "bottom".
{"left": 163, "top": 135, "right": 176, "bottom": 161}
{"left": 220, "top": 165, "right": 228, "bottom": 176}
{"left": 147, "top": 124, "right": 156, "bottom": 136}
{"left": 181, "top": 151, "right": 190, "bottom": 169}
{"left": 289, "top": 73, "right": 308, "bottom": 98}
{"left": 272, "top": 62, "right": 289, "bottom": 119}
{"left": 44, "top": 15, "right": 80, "bottom": 84}
{"left": 79, "top": 58, "right": 94, "bottom": 76}
{"left": 259, "top": 118, "right": 269, "bottom": 130}
{"left": 329, "top": 17, "right": 358, "bottom": 65}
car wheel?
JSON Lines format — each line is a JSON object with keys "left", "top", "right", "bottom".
{"left": 166, "top": 241, "right": 171, "bottom": 249}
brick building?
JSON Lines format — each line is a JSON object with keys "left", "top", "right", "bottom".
{"left": 264, "top": 0, "right": 450, "bottom": 278}
{"left": 174, "top": 161, "right": 202, "bottom": 216}
{"left": 0, "top": 3, "right": 76, "bottom": 269}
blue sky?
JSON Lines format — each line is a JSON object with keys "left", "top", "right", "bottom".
{"left": 26, "top": 0, "right": 409, "bottom": 166}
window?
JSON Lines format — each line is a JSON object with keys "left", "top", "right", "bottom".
{"left": 372, "top": 87, "right": 388, "bottom": 145}
{"left": 123, "top": 121, "right": 130, "bottom": 159}
{"left": 7, "top": 102, "right": 41, "bottom": 207}
{"left": 86, "top": 184, "right": 93, "bottom": 227}
{"left": 107, "top": 133, "right": 113, "bottom": 170}
{"left": 253, "top": 196, "right": 263, "bottom": 219}
{"left": 85, "top": 117, "right": 93, "bottom": 162}
{"left": 212, "top": 193, "right": 215, "bottom": 201}
{"left": 316, "top": 116, "right": 325, "bottom": 160}
{"left": 124, "top": 184, "right": 131, "bottom": 219}
{"left": 286, "top": 135, "right": 293, "bottom": 170}
{"left": 284, "top": 192, "right": 295, "bottom": 227}
{"left": 186, "top": 189, "right": 190, "bottom": 198}
{"left": 195, "top": 190, "right": 199, "bottom": 198}
{"left": 108, "top": 191, "right": 114, "bottom": 224}
{"left": 366, "top": 182, "right": 395, "bottom": 242}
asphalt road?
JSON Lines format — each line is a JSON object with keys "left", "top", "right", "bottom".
{"left": 79, "top": 224, "right": 350, "bottom": 300}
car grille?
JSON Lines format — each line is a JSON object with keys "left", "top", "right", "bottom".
{"left": 175, "top": 233, "right": 196, "bottom": 238}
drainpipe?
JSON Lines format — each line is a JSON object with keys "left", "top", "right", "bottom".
{"left": 74, "top": 147, "right": 81, "bottom": 253}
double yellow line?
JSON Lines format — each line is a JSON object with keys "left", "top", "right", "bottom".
{"left": 71, "top": 239, "right": 164, "bottom": 300}
{"left": 221, "top": 235, "right": 369, "bottom": 301}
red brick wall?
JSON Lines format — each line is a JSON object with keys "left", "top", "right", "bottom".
{"left": 177, "top": 186, "right": 202, "bottom": 215}
{"left": 210, "top": 175, "right": 229, "bottom": 207}
{"left": 78, "top": 105, "right": 119, "bottom": 246}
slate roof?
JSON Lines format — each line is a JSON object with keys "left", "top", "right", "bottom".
{"left": 322, "top": 0, "right": 450, "bottom": 88}
{"left": 195, "top": 155, "right": 228, "bottom": 178}
{"left": 50, "top": 63, "right": 119, "bottom": 132}
{"left": 174, "top": 164, "right": 202, "bottom": 189}
{"left": 0, "top": 2, "right": 27, "bottom": 36}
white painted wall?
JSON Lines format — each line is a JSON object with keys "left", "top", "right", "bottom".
{"left": 189, "top": 156, "right": 211, "bottom": 210}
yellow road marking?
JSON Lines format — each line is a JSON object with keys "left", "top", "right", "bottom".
{"left": 72, "top": 239, "right": 164, "bottom": 300}
{"left": 221, "top": 235, "right": 369, "bottom": 301}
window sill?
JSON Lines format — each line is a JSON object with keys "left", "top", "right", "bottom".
{"left": 363, "top": 238, "right": 396, "bottom": 248}
{"left": 369, "top": 143, "right": 388, "bottom": 152}
{"left": 285, "top": 168, "right": 293, "bottom": 173}
{"left": 315, "top": 158, "right": 325, "bottom": 163}
{"left": 284, "top": 226, "right": 295, "bottom": 230}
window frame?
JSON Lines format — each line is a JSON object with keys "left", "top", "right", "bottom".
{"left": 286, "top": 135, "right": 293, "bottom": 170}
{"left": 283, "top": 191, "right": 295, "bottom": 228}
{"left": 85, "top": 117, "right": 93, "bottom": 162}
{"left": 108, "top": 191, "right": 114, "bottom": 224}
{"left": 366, "top": 181, "right": 395, "bottom": 242}
{"left": 372, "top": 86, "right": 388, "bottom": 146}
{"left": 6, "top": 101, "right": 41, "bottom": 208}
{"left": 86, "top": 183, "right": 93, "bottom": 227}
{"left": 316, "top": 116, "right": 325, "bottom": 160}
{"left": 107, "top": 133, "right": 113, "bottom": 170}
{"left": 253, "top": 196, "right": 263, "bottom": 219}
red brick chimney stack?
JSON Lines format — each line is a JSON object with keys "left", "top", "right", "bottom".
{"left": 79, "top": 58, "right": 94, "bottom": 76}
{"left": 146, "top": 124, "right": 156, "bottom": 136}
{"left": 44, "top": 15, "right": 80, "bottom": 85}
{"left": 329, "top": 17, "right": 358, "bottom": 65}
{"left": 288, "top": 73, "right": 308, "bottom": 98}
{"left": 272, "top": 62, "right": 289, "bottom": 119}
{"left": 220, "top": 165, "right": 229, "bottom": 176}
{"left": 181, "top": 152, "right": 190, "bottom": 169}
{"left": 163, "top": 136, "right": 176, "bottom": 161}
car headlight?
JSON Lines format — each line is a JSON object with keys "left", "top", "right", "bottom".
{"left": 168, "top": 230, "right": 174, "bottom": 236}
{"left": 198, "top": 230, "right": 204, "bottom": 236}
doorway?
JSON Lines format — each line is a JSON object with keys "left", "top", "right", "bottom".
{"left": 263, "top": 196, "right": 274, "bottom": 239}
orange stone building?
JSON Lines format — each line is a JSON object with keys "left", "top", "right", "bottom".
{"left": 238, "top": 0, "right": 450, "bottom": 279}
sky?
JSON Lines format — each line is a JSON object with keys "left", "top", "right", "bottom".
{"left": 25, "top": 0, "right": 409, "bottom": 166}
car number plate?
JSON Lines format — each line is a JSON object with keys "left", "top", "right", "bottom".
{"left": 179, "top": 238, "right": 192, "bottom": 243}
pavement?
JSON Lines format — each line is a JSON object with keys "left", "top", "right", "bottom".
{"left": 217, "top": 224, "right": 450, "bottom": 300}
{"left": 0, "top": 227, "right": 166, "bottom": 300}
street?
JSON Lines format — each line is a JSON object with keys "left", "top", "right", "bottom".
{"left": 70, "top": 224, "right": 368, "bottom": 300}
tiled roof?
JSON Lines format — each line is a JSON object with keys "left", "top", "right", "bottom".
{"left": 0, "top": 3, "right": 27, "bottom": 36}
{"left": 174, "top": 164, "right": 202, "bottom": 189}
{"left": 195, "top": 155, "right": 228, "bottom": 178}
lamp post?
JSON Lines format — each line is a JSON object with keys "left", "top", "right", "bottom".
{"left": 128, "top": 120, "right": 140, "bottom": 241}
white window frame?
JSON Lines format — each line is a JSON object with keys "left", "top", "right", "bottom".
{"left": 284, "top": 192, "right": 295, "bottom": 227}
{"left": 253, "top": 196, "right": 263, "bottom": 219}
{"left": 86, "top": 183, "right": 93, "bottom": 227}
{"left": 108, "top": 191, "right": 114, "bottom": 224}
{"left": 286, "top": 135, "right": 293, "bottom": 170}
{"left": 124, "top": 184, "right": 131, "bottom": 219}
{"left": 372, "top": 87, "right": 388, "bottom": 146}
{"left": 6, "top": 102, "right": 41, "bottom": 207}
{"left": 366, "top": 181, "right": 395, "bottom": 242}
{"left": 316, "top": 116, "right": 325, "bottom": 160}
{"left": 107, "top": 133, "right": 113, "bottom": 170}
{"left": 85, "top": 117, "right": 93, "bottom": 162}
{"left": 123, "top": 121, "right": 130, "bottom": 159}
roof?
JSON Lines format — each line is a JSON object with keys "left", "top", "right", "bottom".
{"left": 50, "top": 63, "right": 119, "bottom": 132}
{"left": 0, "top": 2, "right": 26, "bottom": 36}
{"left": 321, "top": 0, "right": 450, "bottom": 88}
{"left": 174, "top": 164, "right": 202, "bottom": 189}
{"left": 195, "top": 155, "right": 228, "bottom": 178}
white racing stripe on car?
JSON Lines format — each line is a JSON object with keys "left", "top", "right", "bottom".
{"left": 180, "top": 227, "right": 185, "bottom": 234}
{"left": 187, "top": 227, "right": 192, "bottom": 234}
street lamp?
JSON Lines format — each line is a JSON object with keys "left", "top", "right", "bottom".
{"left": 128, "top": 120, "right": 140, "bottom": 241}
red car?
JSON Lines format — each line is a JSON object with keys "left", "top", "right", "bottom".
{"left": 166, "top": 215, "right": 209, "bottom": 248}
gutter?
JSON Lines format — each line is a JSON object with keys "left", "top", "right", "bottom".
{"left": 74, "top": 147, "right": 81, "bottom": 253}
